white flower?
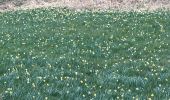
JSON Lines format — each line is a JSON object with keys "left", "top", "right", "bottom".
{"left": 151, "top": 93, "right": 154, "bottom": 97}
{"left": 37, "top": 76, "right": 42, "bottom": 80}
{"left": 45, "top": 97, "right": 48, "bottom": 100}
{"left": 82, "top": 94, "right": 85, "bottom": 97}
{"left": 93, "top": 93, "right": 96, "bottom": 97}
{"left": 32, "top": 83, "right": 36, "bottom": 88}
{"left": 136, "top": 88, "right": 139, "bottom": 90}
{"left": 27, "top": 78, "right": 30, "bottom": 84}
{"left": 80, "top": 80, "right": 83, "bottom": 83}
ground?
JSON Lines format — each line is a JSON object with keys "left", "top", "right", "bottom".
{"left": 0, "top": 0, "right": 170, "bottom": 100}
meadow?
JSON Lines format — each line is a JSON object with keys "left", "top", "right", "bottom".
{"left": 0, "top": 8, "right": 170, "bottom": 100}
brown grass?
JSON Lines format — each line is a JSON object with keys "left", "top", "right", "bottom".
{"left": 0, "top": 0, "right": 170, "bottom": 12}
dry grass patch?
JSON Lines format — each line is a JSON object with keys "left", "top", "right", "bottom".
{"left": 0, "top": 0, "right": 170, "bottom": 12}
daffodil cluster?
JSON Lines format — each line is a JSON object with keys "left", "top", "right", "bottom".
{"left": 0, "top": 8, "right": 170, "bottom": 100}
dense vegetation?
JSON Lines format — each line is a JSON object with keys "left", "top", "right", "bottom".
{"left": 0, "top": 8, "right": 170, "bottom": 100}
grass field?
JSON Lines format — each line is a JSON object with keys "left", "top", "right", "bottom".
{"left": 0, "top": 8, "right": 170, "bottom": 100}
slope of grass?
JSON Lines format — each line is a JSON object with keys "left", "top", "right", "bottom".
{"left": 0, "top": 8, "right": 170, "bottom": 100}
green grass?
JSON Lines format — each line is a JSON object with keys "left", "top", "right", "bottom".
{"left": 0, "top": 8, "right": 170, "bottom": 100}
